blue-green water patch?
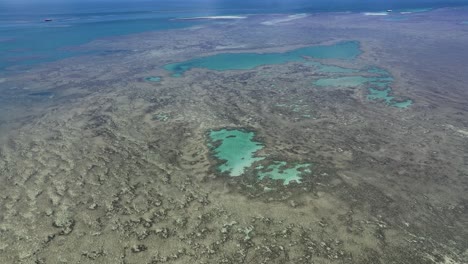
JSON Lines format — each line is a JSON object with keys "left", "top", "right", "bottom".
{"left": 367, "top": 88, "right": 413, "bottom": 108}
{"left": 462, "top": 21, "right": 468, "bottom": 25}
{"left": 312, "top": 65, "right": 413, "bottom": 108}
{"left": 164, "top": 41, "right": 361, "bottom": 76}
{"left": 367, "top": 88, "right": 394, "bottom": 104}
{"left": 209, "top": 129, "right": 264, "bottom": 177}
{"left": 257, "top": 161, "right": 312, "bottom": 185}
{"left": 145, "top": 76, "right": 161, "bottom": 82}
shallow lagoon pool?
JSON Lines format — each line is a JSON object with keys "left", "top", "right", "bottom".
{"left": 209, "top": 128, "right": 313, "bottom": 185}
{"left": 164, "top": 41, "right": 361, "bottom": 76}
{"left": 209, "top": 129, "right": 264, "bottom": 177}
{"left": 257, "top": 161, "right": 311, "bottom": 185}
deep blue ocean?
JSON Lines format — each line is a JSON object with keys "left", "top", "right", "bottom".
{"left": 1, "top": 0, "right": 468, "bottom": 71}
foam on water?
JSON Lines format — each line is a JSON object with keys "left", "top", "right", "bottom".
{"left": 364, "top": 12, "right": 388, "bottom": 16}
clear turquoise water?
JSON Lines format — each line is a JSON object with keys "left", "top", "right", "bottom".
{"left": 367, "top": 88, "right": 413, "bottom": 108}
{"left": 312, "top": 65, "right": 412, "bottom": 108}
{"left": 257, "top": 161, "right": 311, "bottom": 185}
{"left": 367, "top": 87, "right": 394, "bottom": 104}
{"left": 208, "top": 128, "right": 313, "bottom": 185}
{"left": 209, "top": 129, "right": 264, "bottom": 177}
{"left": 164, "top": 41, "right": 361, "bottom": 76}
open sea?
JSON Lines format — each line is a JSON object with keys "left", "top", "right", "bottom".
{"left": 1, "top": 0, "right": 468, "bottom": 72}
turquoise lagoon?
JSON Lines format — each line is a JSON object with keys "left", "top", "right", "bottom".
{"left": 257, "top": 161, "right": 311, "bottom": 185}
{"left": 164, "top": 41, "right": 361, "bottom": 76}
{"left": 209, "top": 128, "right": 313, "bottom": 184}
{"left": 145, "top": 76, "right": 162, "bottom": 82}
{"left": 208, "top": 129, "right": 264, "bottom": 177}
{"left": 367, "top": 87, "right": 414, "bottom": 108}
{"left": 313, "top": 67, "right": 412, "bottom": 108}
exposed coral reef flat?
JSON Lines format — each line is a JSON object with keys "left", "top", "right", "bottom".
{"left": 0, "top": 7, "right": 468, "bottom": 264}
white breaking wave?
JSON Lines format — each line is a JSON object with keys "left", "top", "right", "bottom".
{"left": 363, "top": 12, "right": 389, "bottom": 16}
{"left": 261, "top": 13, "right": 308, "bottom": 25}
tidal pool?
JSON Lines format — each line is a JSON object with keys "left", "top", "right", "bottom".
{"left": 367, "top": 88, "right": 413, "bottom": 108}
{"left": 164, "top": 41, "right": 361, "bottom": 76}
{"left": 313, "top": 65, "right": 413, "bottom": 108}
{"left": 209, "top": 129, "right": 264, "bottom": 177}
{"left": 257, "top": 161, "right": 311, "bottom": 185}
{"left": 145, "top": 76, "right": 161, "bottom": 82}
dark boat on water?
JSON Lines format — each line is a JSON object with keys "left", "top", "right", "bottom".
{"left": 44, "top": 18, "right": 53, "bottom": 22}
